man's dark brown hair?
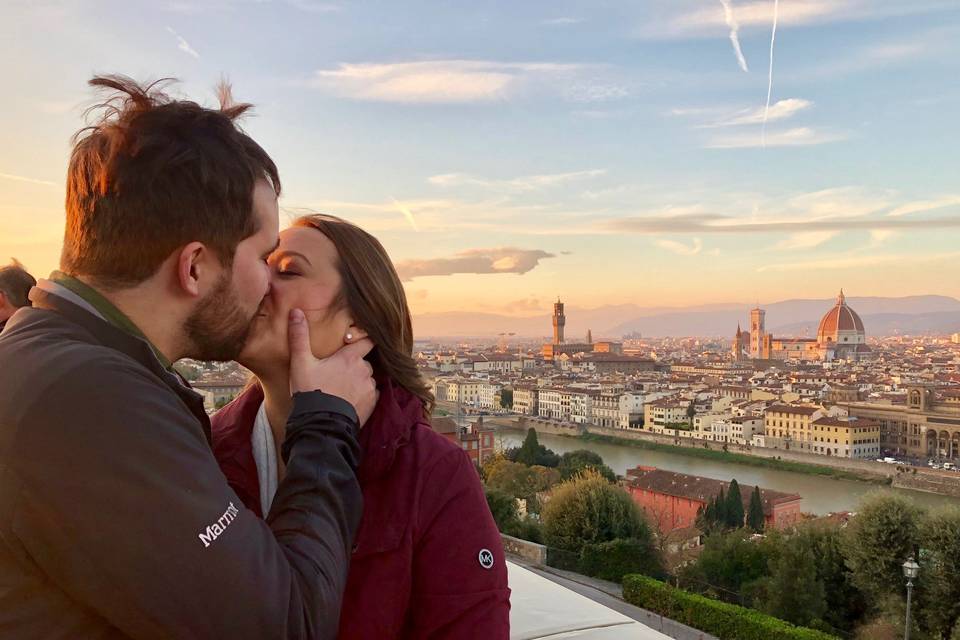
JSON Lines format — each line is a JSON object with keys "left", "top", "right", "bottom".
{"left": 0, "top": 259, "right": 36, "bottom": 308}
{"left": 62, "top": 75, "right": 281, "bottom": 288}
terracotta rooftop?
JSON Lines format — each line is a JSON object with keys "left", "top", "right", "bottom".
{"left": 765, "top": 404, "right": 821, "bottom": 416}
{"left": 625, "top": 466, "right": 801, "bottom": 516}
{"left": 430, "top": 416, "right": 459, "bottom": 434}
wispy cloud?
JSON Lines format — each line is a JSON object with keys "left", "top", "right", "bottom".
{"left": 705, "top": 127, "right": 846, "bottom": 149}
{"left": 0, "top": 172, "right": 57, "bottom": 187}
{"left": 693, "top": 98, "right": 812, "bottom": 128}
{"left": 887, "top": 195, "right": 960, "bottom": 217}
{"left": 428, "top": 169, "right": 606, "bottom": 191}
{"left": 496, "top": 296, "right": 548, "bottom": 313}
{"left": 563, "top": 83, "right": 630, "bottom": 103}
{"left": 757, "top": 251, "right": 960, "bottom": 273}
{"left": 165, "top": 0, "right": 339, "bottom": 13}
{"left": 307, "top": 60, "right": 586, "bottom": 104}
{"left": 166, "top": 27, "right": 199, "bottom": 59}
{"left": 773, "top": 231, "right": 837, "bottom": 250}
{"left": 656, "top": 238, "right": 703, "bottom": 255}
{"left": 608, "top": 212, "right": 960, "bottom": 235}
{"left": 395, "top": 247, "right": 556, "bottom": 281}
{"left": 543, "top": 17, "right": 582, "bottom": 26}
{"left": 718, "top": 0, "right": 749, "bottom": 71}
{"left": 868, "top": 229, "right": 897, "bottom": 248}
{"left": 284, "top": 0, "right": 340, "bottom": 12}
{"left": 641, "top": 0, "right": 955, "bottom": 39}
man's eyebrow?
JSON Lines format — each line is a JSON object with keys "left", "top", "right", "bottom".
{"left": 273, "top": 250, "right": 312, "bottom": 266}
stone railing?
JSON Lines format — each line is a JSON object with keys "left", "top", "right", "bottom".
{"left": 501, "top": 533, "right": 546, "bottom": 565}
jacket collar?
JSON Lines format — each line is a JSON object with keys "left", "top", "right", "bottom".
{"left": 28, "top": 284, "right": 211, "bottom": 441}
{"left": 218, "top": 374, "right": 426, "bottom": 486}
{"left": 46, "top": 273, "right": 173, "bottom": 369}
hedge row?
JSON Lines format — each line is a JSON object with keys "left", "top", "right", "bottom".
{"left": 545, "top": 538, "right": 662, "bottom": 582}
{"left": 622, "top": 574, "right": 839, "bottom": 640}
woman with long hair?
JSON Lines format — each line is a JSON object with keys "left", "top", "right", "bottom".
{"left": 211, "top": 214, "right": 510, "bottom": 638}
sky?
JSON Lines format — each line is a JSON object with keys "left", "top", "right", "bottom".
{"left": 1, "top": 0, "right": 960, "bottom": 318}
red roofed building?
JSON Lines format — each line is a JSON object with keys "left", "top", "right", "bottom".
{"left": 432, "top": 416, "right": 496, "bottom": 465}
{"left": 624, "top": 466, "right": 802, "bottom": 534}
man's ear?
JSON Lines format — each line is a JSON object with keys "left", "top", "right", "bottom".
{"left": 175, "top": 242, "right": 210, "bottom": 298}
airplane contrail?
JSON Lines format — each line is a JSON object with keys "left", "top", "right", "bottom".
{"left": 761, "top": 0, "right": 780, "bottom": 148}
{"left": 392, "top": 198, "right": 420, "bottom": 231}
{"left": 719, "top": 0, "right": 749, "bottom": 72}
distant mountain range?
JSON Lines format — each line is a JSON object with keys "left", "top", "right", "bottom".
{"left": 412, "top": 295, "right": 960, "bottom": 339}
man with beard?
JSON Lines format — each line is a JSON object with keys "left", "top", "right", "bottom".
{"left": 0, "top": 76, "right": 376, "bottom": 639}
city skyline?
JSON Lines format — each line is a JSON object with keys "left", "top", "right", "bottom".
{"left": 2, "top": 0, "right": 960, "bottom": 316}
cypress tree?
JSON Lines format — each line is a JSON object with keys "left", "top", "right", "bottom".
{"left": 516, "top": 428, "right": 541, "bottom": 466}
{"left": 715, "top": 487, "right": 727, "bottom": 529}
{"left": 747, "top": 486, "right": 765, "bottom": 532}
{"left": 701, "top": 499, "right": 715, "bottom": 533}
{"left": 726, "top": 479, "right": 745, "bottom": 528}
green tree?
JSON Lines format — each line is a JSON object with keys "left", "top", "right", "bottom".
{"left": 756, "top": 543, "right": 828, "bottom": 628}
{"left": 726, "top": 479, "right": 745, "bottom": 528}
{"left": 680, "top": 529, "right": 769, "bottom": 603}
{"left": 686, "top": 400, "right": 696, "bottom": 421}
{"left": 541, "top": 470, "right": 649, "bottom": 553}
{"left": 484, "top": 455, "right": 560, "bottom": 513}
{"left": 558, "top": 449, "right": 617, "bottom": 483}
{"left": 484, "top": 488, "right": 519, "bottom": 533}
{"left": 842, "top": 491, "right": 923, "bottom": 602}
{"left": 510, "top": 428, "right": 560, "bottom": 467}
{"left": 747, "top": 486, "right": 765, "bottom": 532}
{"left": 499, "top": 388, "right": 513, "bottom": 409}
{"left": 715, "top": 487, "right": 728, "bottom": 529}
{"left": 173, "top": 362, "right": 200, "bottom": 381}
{"left": 918, "top": 506, "right": 960, "bottom": 637}
{"left": 798, "top": 522, "right": 867, "bottom": 633}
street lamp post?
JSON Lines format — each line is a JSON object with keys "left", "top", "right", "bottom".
{"left": 902, "top": 556, "right": 920, "bottom": 640}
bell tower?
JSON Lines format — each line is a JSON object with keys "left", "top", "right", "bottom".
{"left": 750, "top": 307, "right": 766, "bottom": 359}
{"left": 553, "top": 298, "right": 565, "bottom": 344}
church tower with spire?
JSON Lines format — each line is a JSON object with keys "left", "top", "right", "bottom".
{"left": 732, "top": 324, "right": 745, "bottom": 361}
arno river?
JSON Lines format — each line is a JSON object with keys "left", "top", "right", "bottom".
{"left": 496, "top": 429, "right": 960, "bottom": 515}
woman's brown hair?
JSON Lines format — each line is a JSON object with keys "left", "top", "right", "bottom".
{"left": 293, "top": 214, "right": 435, "bottom": 417}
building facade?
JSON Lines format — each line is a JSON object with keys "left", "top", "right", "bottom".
{"left": 763, "top": 404, "right": 826, "bottom": 451}
{"left": 513, "top": 385, "right": 539, "bottom": 416}
{"left": 842, "top": 385, "right": 960, "bottom": 460}
{"left": 624, "top": 466, "right": 803, "bottom": 534}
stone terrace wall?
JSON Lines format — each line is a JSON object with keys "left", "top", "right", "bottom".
{"left": 501, "top": 533, "right": 546, "bottom": 565}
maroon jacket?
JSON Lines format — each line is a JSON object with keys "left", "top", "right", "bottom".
{"left": 212, "top": 379, "right": 510, "bottom": 639}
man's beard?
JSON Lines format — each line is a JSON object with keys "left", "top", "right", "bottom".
{"left": 184, "top": 272, "right": 256, "bottom": 361}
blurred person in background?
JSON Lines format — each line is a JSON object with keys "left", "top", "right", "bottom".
{"left": 0, "top": 258, "right": 36, "bottom": 332}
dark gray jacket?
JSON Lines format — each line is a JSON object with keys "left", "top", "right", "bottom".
{"left": 0, "top": 287, "right": 363, "bottom": 639}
